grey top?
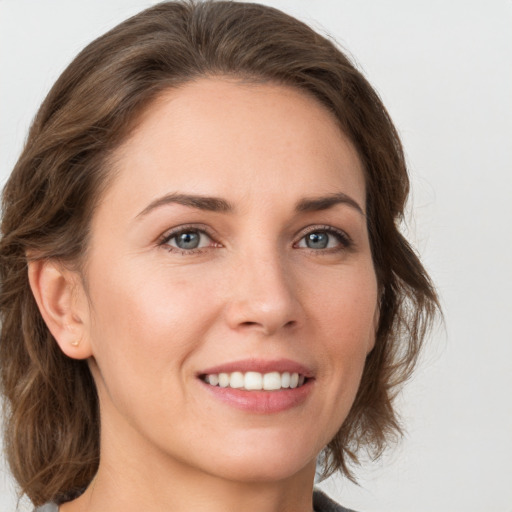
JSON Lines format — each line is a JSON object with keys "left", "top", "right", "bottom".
{"left": 313, "top": 490, "right": 357, "bottom": 512}
{"left": 33, "top": 505, "right": 58, "bottom": 512}
{"left": 34, "top": 489, "right": 356, "bottom": 512}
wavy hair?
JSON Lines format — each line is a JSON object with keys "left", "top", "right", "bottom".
{"left": 0, "top": 1, "right": 439, "bottom": 505}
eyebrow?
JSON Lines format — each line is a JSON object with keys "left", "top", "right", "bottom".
{"left": 136, "top": 193, "right": 233, "bottom": 218}
{"left": 136, "top": 191, "right": 364, "bottom": 219}
{"left": 295, "top": 193, "right": 364, "bottom": 216}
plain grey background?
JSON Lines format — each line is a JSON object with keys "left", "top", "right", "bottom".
{"left": 1, "top": 1, "right": 511, "bottom": 511}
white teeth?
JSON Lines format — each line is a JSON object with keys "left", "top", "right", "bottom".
{"left": 244, "top": 371, "right": 263, "bottom": 390}
{"left": 203, "top": 371, "right": 306, "bottom": 391}
{"left": 207, "top": 374, "right": 219, "bottom": 386}
{"left": 229, "top": 371, "right": 244, "bottom": 388}
{"left": 263, "top": 372, "right": 281, "bottom": 390}
{"left": 218, "top": 373, "right": 230, "bottom": 388}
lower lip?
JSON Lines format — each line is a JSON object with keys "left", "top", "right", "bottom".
{"left": 199, "top": 379, "right": 314, "bottom": 413}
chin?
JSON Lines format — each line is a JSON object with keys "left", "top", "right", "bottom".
{"left": 196, "top": 439, "right": 319, "bottom": 484}
{"left": 210, "top": 459, "right": 315, "bottom": 484}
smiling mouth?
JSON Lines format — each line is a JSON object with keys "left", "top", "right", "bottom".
{"left": 200, "top": 371, "right": 308, "bottom": 391}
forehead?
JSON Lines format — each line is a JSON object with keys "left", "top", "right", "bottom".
{"left": 101, "top": 78, "right": 366, "bottom": 217}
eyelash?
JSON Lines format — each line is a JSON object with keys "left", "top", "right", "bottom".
{"left": 158, "top": 224, "right": 353, "bottom": 255}
{"left": 295, "top": 225, "right": 353, "bottom": 254}
{"left": 158, "top": 224, "right": 218, "bottom": 255}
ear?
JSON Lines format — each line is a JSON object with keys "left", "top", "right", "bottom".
{"left": 28, "top": 259, "right": 92, "bottom": 360}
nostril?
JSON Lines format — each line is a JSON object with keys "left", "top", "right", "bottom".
{"left": 236, "top": 319, "right": 297, "bottom": 335}
{"left": 241, "top": 321, "right": 259, "bottom": 327}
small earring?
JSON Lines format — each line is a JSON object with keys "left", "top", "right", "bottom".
{"left": 70, "top": 339, "right": 80, "bottom": 347}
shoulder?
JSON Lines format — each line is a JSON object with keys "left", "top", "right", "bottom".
{"left": 313, "top": 489, "right": 359, "bottom": 512}
{"left": 33, "top": 504, "right": 59, "bottom": 512}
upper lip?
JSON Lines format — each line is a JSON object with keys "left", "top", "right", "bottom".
{"left": 198, "top": 358, "right": 314, "bottom": 378}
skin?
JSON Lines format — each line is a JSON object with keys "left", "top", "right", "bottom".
{"left": 30, "top": 78, "right": 379, "bottom": 512}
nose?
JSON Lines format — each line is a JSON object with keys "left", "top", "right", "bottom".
{"left": 224, "top": 250, "right": 302, "bottom": 336}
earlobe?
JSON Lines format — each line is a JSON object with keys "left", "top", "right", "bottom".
{"left": 28, "top": 259, "right": 92, "bottom": 360}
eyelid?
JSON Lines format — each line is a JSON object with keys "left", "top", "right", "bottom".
{"left": 156, "top": 223, "right": 353, "bottom": 253}
{"left": 293, "top": 224, "right": 353, "bottom": 249}
{"left": 158, "top": 223, "right": 220, "bottom": 251}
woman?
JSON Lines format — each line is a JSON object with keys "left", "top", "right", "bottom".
{"left": 0, "top": 2, "right": 438, "bottom": 511}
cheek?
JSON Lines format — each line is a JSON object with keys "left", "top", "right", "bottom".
{"left": 311, "top": 263, "right": 378, "bottom": 347}
{"left": 306, "top": 262, "right": 378, "bottom": 413}
{"left": 85, "top": 262, "right": 222, "bottom": 393}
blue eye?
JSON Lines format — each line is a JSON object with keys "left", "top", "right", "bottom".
{"left": 304, "top": 232, "right": 329, "bottom": 249}
{"left": 174, "top": 232, "right": 201, "bottom": 249}
{"left": 163, "top": 229, "right": 213, "bottom": 251}
{"left": 296, "top": 228, "right": 350, "bottom": 250}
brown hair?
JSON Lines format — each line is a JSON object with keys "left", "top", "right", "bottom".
{"left": 0, "top": 0, "right": 439, "bottom": 506}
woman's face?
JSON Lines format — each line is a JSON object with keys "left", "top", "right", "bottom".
{"left": 79, "top": 78, "right": 378, "bottom": 484}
